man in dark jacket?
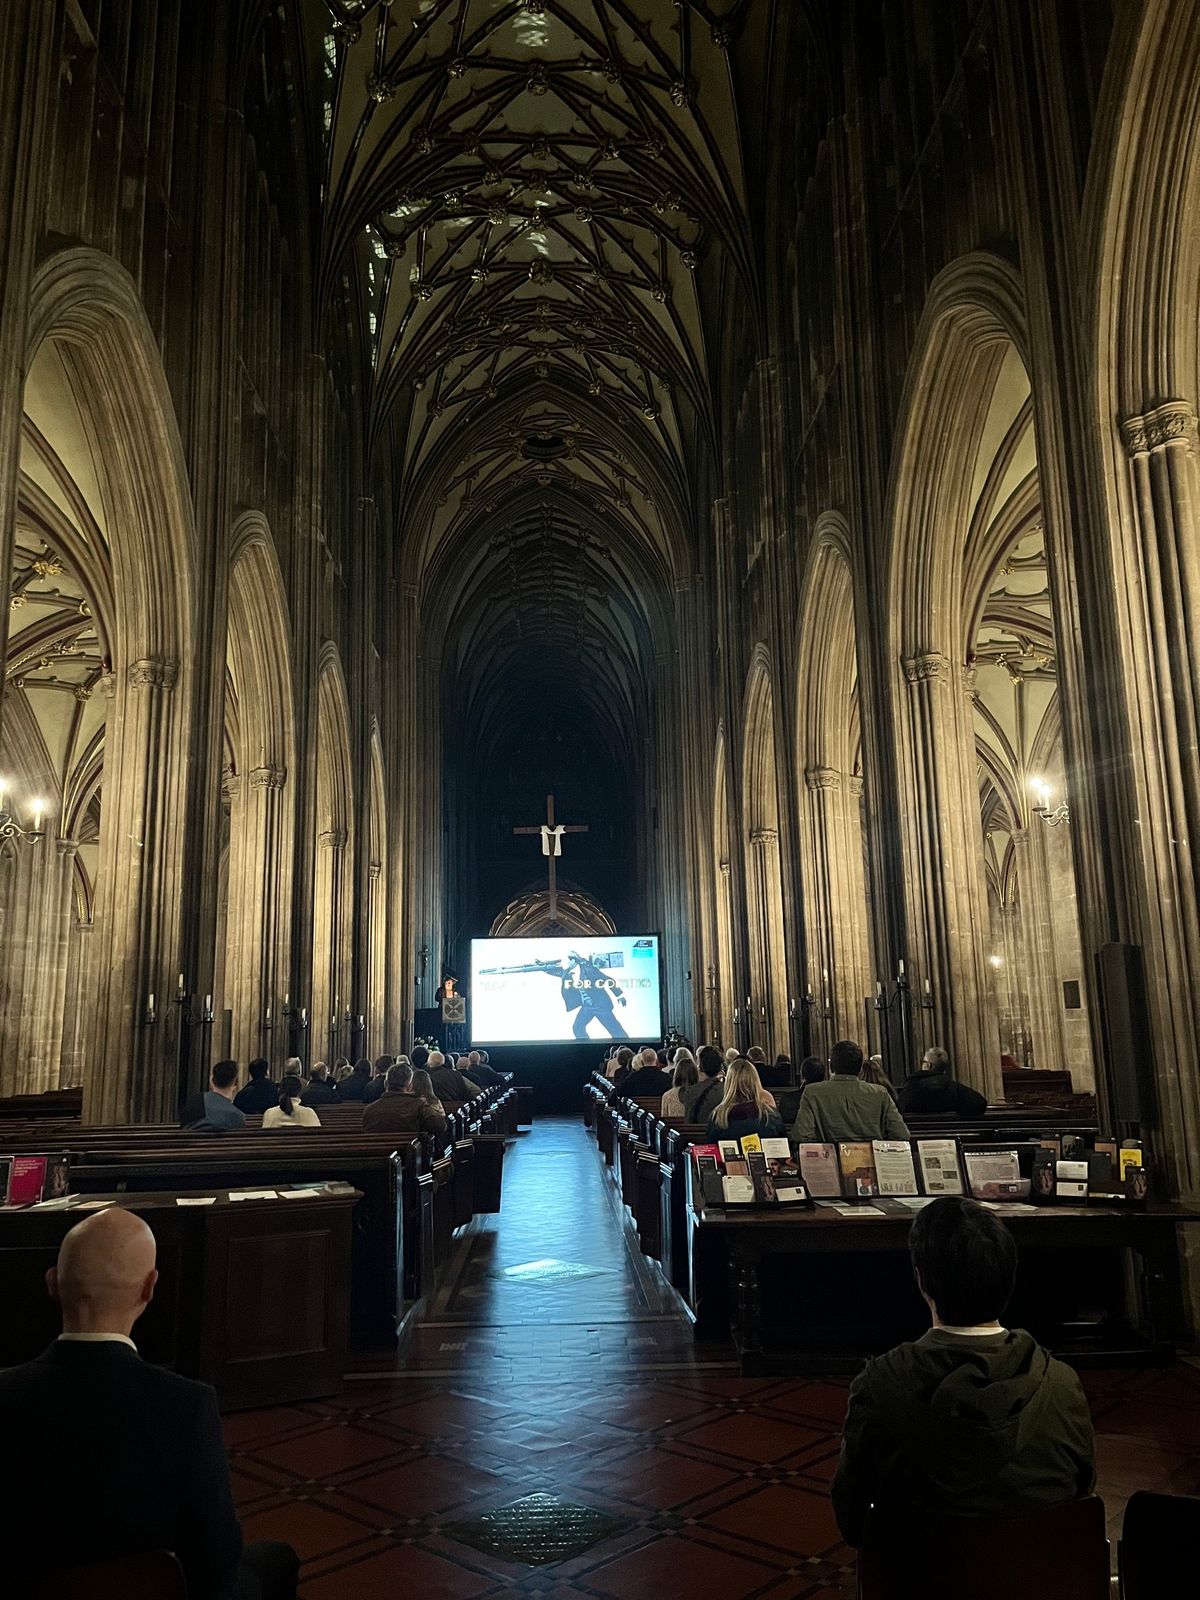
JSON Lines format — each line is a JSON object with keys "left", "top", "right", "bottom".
{"left": 427, "top": 1051, "right": 480, "bottom": 1104}
{"left": 466, "top": 1049, "right": 503, "bottom": 1088}
{"left": 363, "top": 1056, "right": 392, "bottom": 1104}
{"left": 233, "top": 1058, "right": 277, "bottom": 1115}
{"left": 0, "top": 1207, "right": 298, "bottom": 1598}
{"left": 301, "top": 1062, "right": 339, "bottom": 1107}
{"left": 897, "top": 1046, "right": 988, "bottom": 1119}
{"left": 618, "top": 1045, "right": 672, "bottom": 1099}
{"left": 679, "top": 1044, "right": 725, "bottom": 1123}
{"left": 832, "top": 1195, "right": 1094, "bottom": 1545}
{"left": 336, "top": 1059, "right": 372, "bottom": 1101}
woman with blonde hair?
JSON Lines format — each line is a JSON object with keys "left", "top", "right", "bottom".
{"left": 704, "top": 1056, "right": 786, "bottom": 1142}
{"left": 661, "top": 1049, "right": 698, "bottom": 1118}
{"left": 861, "top": 1053, "right": 898, "bottom": 1103}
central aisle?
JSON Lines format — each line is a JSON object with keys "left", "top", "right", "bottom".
{"left": 219, "top": 1117, "right": 1193, "bottom": 1598}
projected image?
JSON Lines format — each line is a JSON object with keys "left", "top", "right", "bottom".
{"left": 470, "top": 935, "right": 662, "bottom": 1046}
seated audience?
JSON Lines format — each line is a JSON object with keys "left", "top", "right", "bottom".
{"left": 362, "top": 1062, "right": 449, "bottom": 1136}
{"left": 336, "top": 1058, "right": 373, "bottom": 1101}
{"left": 363, "top": 1055, "right": 392, "bottom": 1104}
{"left": 427, "top": 1051, "right": 479, "bottom": 1105}
{"left": 301, "top": 1061, "right": 339, "bottom": 1107}
{"left": 410, "top": 1044, "right": 431, "bottom": 1071}
{"left": 661, "top": 1051, "right": 698, "bottom": 1117}
{"left": 0, "top": 1207, "right": 299, "bottom": 1599}
{"left": 861, "top": 1054, "right": 899, "bottom": 1103}
{"left": 680, "top": 1044, "right": 725, "bottom": 1122}
{"left": 798, "top": 1055, "right": 827, "bottom": 1096}
{"left": 704, "top": 1056, "right": 785, "bottom": 1142}
{"left": 466, "top": 1048, "right": 503, "bottom": 1088}
{"left": 723, "top": 1046, "right": 740, "bottom": 1065}
{"left": 262, "top": 1074, "right": 320, "bottom": 1129}
{"left": 792, "top": 1040, "right": 911, "bottom": 1143}
{"left": 832, "top": 1195, "right": 1094, "bottom": 1545}
{"left": 179, "top": 1061, "right": 246, "bottom": 1132}
{"left": 233, "top": 1057, "right": 277, "bottom": 1115}
{"left": 759, "top": 1052, "right": 792, "bottom": 1089}
{"left": 897, "top": 1046, "right": 988, "bottom": 1119}
{"left": 607, "top": 1045, "right": 635, "bottom": 1085}
{"left": 619, "top": 1045, "right": 673, "bottom": 1100}
{"left": 332, "top": 1057, "right": 353, "bottom": 1084}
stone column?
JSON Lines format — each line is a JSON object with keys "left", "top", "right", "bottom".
{"left": 0, "top": 833, "right": 78, "bottom": 1094}
{"left": 313, "top": 826, "right": 348, "bottom": 1063}
{"left": 1115, "top": 401, "right": 1200, "bottom": 1191}
{"left": 1010, "top": 827, "right": 1067, "bottom": 1070}
{"left": 87, "top": 656, "right": 185, "bottom": 1124}
{"left": 899, "top": 651, "right": 1001, "bottom": 1099}
{"left": 997, "top": 901, "right": 1029, "bottom": 1066}
{"left": 802, "top": 765, "right": 869, "bottom": 1040}
{"left": 747, "top": 827, "right": 788, "bottom": 1052}
{"left": 367, "top": 859, "right": 383, "bottom": 1052}
{"left": 227, "top": 763, "right": 288, "bottom": 1068}
{"left": 61, "top": 916, "right": 93, "bottom": 1087}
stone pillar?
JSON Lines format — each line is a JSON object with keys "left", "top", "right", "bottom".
{"left": 314, "top": 826, "right": 348, "bottom": 1063}
{"left": 997, "top": 901, "right": 1029, "bottom": 1067}
{"left": 367, "top": 859, "right": 383, "bottom": 1053}
{"left": 899, "top": 651, "right": 1001, "bottom": 1099}
{"left": 1010, "top": 827, "right": 1067, "bottom": 1070}
{"left": 87, "top": 656, "right": 185, "bottom": 1123}
{"left": 1114, "top": 399, "right": 1200, "bottom": 1190}
{"left": 0, "top": 833, "right": 78, "bottom": 1095}
{"left": 61, "top": 915, "right": 93, "bottom": 1087}
{"left": 802, "top": 765, "right": 869, "bottom": 1040}
{"left": 747, "top": 826, "right": 788, "bottom": 1052}
{"left": 226, "top": 763, "right": 288, "bottom": 1068}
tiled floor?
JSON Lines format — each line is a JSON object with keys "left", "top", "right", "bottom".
{"left": 224, "top": 1116, "right": 1200, "bottom": 1597}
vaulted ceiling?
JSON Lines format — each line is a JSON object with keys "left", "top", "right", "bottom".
{"left": 311, "top": 0, "right": 752, "bottom": 919}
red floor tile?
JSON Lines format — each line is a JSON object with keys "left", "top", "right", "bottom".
{"left": 300, "top": 1539, "right": 501, "bottom": 1600}
{"left": 584, "top": 1532, "right": 783, "bottom": 1599}
{"left": 675, "top": 1411, "right": 825, "bottom": 1465}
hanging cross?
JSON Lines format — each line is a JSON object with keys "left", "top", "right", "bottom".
{"left": 513, "top": 793, "right": 588, "bottom": 923}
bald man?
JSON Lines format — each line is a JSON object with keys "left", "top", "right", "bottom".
{"left": 0, "top": 1208, "right": 297, "bottom": 1599}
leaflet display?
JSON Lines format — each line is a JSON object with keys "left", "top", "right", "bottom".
{"left": 470, "top": 935, "right": 662, "bottom": 1046}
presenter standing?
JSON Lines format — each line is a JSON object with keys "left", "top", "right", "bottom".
{"left": 436, "top": 972, "right": 468, "bottom": 1055}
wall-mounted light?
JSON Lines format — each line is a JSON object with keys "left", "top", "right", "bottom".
{"left": 1030, "top": 776, "right": 1070, "bottom": 827}
{"left": 0, "top": 777, "right": 46, "bottom": 843}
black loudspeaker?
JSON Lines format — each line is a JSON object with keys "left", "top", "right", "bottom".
{"left": 1095, "top": 942, "right": 1158, "bottom": 1129}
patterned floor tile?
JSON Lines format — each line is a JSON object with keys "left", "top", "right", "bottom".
{"left": 220, "top": 1116, "right": 1200, "bottom": 1599}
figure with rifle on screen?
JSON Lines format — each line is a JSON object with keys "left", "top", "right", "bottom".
{"left": 479, "top": 950, "right": 629, "bottom": 1040}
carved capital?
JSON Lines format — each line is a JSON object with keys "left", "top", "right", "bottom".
{"left": 718, "top": 858, "right": 731, "bottom": 875}
{"left": 128, "top": 656, "right": 178, "bottom": 690}
{"left": 56, "top": 838, "right": 79, "bottom": 860}
{"left": 319, "top": 827, "right": 348, "bottom": 850}
{"left": 95, "top": 672, "right": 116, "bottom": 700}
{"left": 848, "top": 775, "right": 865, "bottom": 797}
{"left": 749, "top": 827, "right": 778, "bottom": 848}
{"left": 369, "top": 860, "right": 382, "bottom": 881}
{"left": 249, "top": 764, "right": 287, "bottom": 791}
{"left": 805, "top": 766, "right": 841, "bottom": 792}
{"left": 1010, "top": 828, "right": 1030, "bottom": 847}
{"left": 1121, "top": 399, "right": 1199, "bottom": 457}
{"left": 902, "top": 651, "right": 951, "bottom": 685}
{"left": 962, "top": 663, "right": 978, "bottom": 700}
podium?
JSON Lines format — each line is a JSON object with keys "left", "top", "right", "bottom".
{"left": 441, "top": 994, "right": 466, "bottom": 1054}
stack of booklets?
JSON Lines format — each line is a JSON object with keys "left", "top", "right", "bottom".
{"left": 795, "top": 1138, "right": 965, "bottom": 1201}
{"left": 691, "top": 1137, "right": 811, "bottom": 1207}
{"left": 0, "top": 1152, "right": 71, "bottom": 1208}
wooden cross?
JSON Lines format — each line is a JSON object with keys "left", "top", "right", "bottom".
{"left": 513, "top": 793, "right": 587, "bottom": 923}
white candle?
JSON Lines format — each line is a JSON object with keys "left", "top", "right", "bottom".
{"left": 265, "top": 1008, "right": 271, "bottom": 1024}
{"left": 0, "top": 779, "right": 7, "bottom": 811}
{"left": 924, "top": 978, "right": 931, "bottom": 995}
{"left": 32, "top": 799, "right": 43, "bottom": 832}
{"left": 148, "top": 992, "right": 155, "bottom": 1014}
{"left": 204, "top": 994, "right": 212, "bottom": 1016}
{"left": 300, "top": 1007, "right": 308, "bottom": 1024}
{"left": 177, "top": 972, "right": 185, "bottom": 997}
{"left": 898, "top": 958, "right": 905, "bottom": 978}
{"left": 875, "top": 980, "right": 883, "bottom": 997}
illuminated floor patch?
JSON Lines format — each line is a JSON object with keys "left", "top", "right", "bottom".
{"left": 498, "top": 1258, "right": 609, "bottom": 1284}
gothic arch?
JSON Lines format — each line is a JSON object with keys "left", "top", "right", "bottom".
{"left": 740, "top": 651, "right": 789, "bottom": 1052}
{"left": 884, "top": 254, "right": 1029, "bottom": 1099}
{"left": 794, "top": 517, "right": 871, "bottom": 1041}
{"left": 220, "top": 514, "right": 297, "bottom": 1065}
{"left": 1088, "top": 0, "right": 1200, "bottom": 1191}
{"left": 313, "top": 643, "right": 355, "bottom": 1062}
{"left": 21, "top": 247, "right": 197, "bottom": 1120}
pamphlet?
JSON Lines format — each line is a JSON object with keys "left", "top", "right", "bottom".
{"left": 916, "top": 1139, "right": 964, "bottom": 1196}
{"left": 834, "top": 1203, "right": 884, "bottom": 1217}
{"left": 895, "top": 1196, "right": 935, "bottom": 1210}
{"left": 176, "top": 1196, "right": 218, "bottom": 1206}
{"left": 767, "top": 1155, "right": 807, "bottom": 1203}
{"left": 760, "top": 1137, "right": 792, "bottom": 1161}
{"left": 228, "top": 1189, "right": 278, "bottom": 1201}
{"left": 745, "top": 1152, "right": 774, "bottom": 1202}
{"left": 279, "top": 1187, "right": 323, "bottom": 1199}
{"left": 718, "top": 1140, "right": 742, "bottom": 1166}
{"left": 963, "top": 1149, "right": 1028, "bottom": 1201}
{"left": 6, "top": 1155, "right": 48, "bottom": 1207}
{"left": 689, "top": 1143, "right": 722, "bottom": 1167}
{"left": 739, "top": 1133, "right": 763, "bottom": 1155}
{"left": 872, "top": 1140, "right": 919, "bottom": 1197}
{"left": 838, "top": 1142, "right": 879, "bottom": 1198}
{"left": 0, "top": 1156, "right": 11, "bottom": 1205}
{"left": 721, "top": 1161, "right": 755, "bottom": 1203}
{"left": 798, "top": 1143, "right": 841, "bottom": 1198}
{"left": 40, "top": 1154, "right": 70, "bottom": 1202}
{"left": 1119, "top": 1144, "right": 1144, "bottom": 1180}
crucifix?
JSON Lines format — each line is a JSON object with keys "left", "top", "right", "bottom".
{"left": 513, "top": 794, "right": 588, "bottom": 923}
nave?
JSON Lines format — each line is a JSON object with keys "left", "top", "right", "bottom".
{"left": 221, "top": 1118, "right": 1200, "bottom": 1599}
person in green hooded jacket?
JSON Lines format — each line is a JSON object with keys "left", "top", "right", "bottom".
{"left": 832, "top": 1195, "right": 1094, "bottom": 1545}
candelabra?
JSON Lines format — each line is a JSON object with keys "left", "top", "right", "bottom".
{"left": 0, "top": 779, "right": 46, "bottom": 844}
{"left": 873, "top": 961, "right": 935, "bottom": 1079}
{"left": 1030, "top": 777, "right": 1070, "bottom": 827}
{"left": 171, "top": 974, "right": 214, "bottom": 1028}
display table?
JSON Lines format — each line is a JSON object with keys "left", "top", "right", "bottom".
{"left": 0, "top": 1186, "right": 360, "bottom": 1408}
{"left": 686, "top": 1175, "right": 1200, "bottom": 1374}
